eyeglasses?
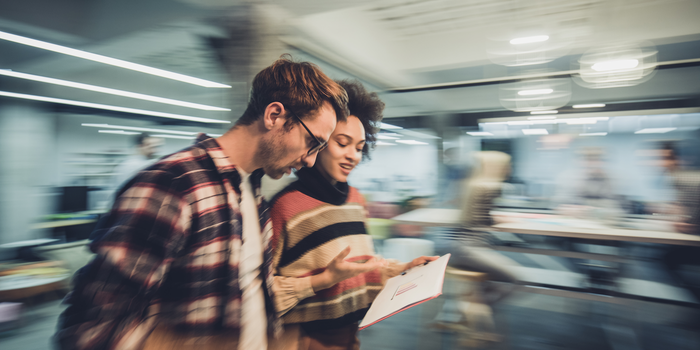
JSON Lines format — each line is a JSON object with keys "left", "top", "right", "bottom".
{"left": 287, "top": 107, "right": 327, "bottom": 156}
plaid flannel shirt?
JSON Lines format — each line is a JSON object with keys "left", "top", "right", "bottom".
{"left": 55, "top": 134, "right": 280, "bottom": 350}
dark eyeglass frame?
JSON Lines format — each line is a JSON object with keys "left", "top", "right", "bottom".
{"left": 287, "top": 107, "right": 328, "bottom": 156}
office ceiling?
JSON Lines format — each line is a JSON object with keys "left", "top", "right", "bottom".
{"left": 0, "top": 0, "right": 699, "bottom": 128}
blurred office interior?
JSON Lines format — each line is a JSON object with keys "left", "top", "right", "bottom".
{"left": 0, "top": 0, "right": 699, "bottom": 349}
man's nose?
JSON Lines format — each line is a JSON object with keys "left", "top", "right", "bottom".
{"left": 302, "top": 152, "right": 318, "bottom": 168}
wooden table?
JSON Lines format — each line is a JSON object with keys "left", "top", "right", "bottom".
{"left": 0, "top": 261, "right": 70, "bottom": 301}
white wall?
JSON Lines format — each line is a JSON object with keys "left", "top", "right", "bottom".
{"left": 0, "top": 103, "right": 57, "bottom": 246}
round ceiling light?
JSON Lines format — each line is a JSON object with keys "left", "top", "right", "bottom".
{"left": 574, "top": 42, "right": 657, "bottom": 89}
{"left": 500, "top": 73, "right": 571, "bottom": 112}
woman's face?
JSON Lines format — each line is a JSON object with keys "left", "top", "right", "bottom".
{"left": 316, "top": 115, "right": 365, "bottom": 185}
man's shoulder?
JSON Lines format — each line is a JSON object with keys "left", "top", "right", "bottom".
{"left": 149, "top": 144, "right": 212, "bottom": 174}
{"left": 127, "top": 144, "right": 216, "bottom": 190}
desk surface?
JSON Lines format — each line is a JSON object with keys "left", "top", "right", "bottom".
{"left": 492, "top": 221, "right": 700, "bottom": 246}
{"left": 390, "top": 208, "right": 461, "bottom": 226}
{"left": 0, "top": 238, "right": 59, "bottom": 249}
{"left": 31, "top": 218, "right": 97, "bottom": 230}
{"left": 391, "top": 208, "right": 700, "bottom": 246}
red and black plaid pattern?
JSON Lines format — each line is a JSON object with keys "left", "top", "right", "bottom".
{"left": 55, "top": 134, "right": 280, "bottom": 350}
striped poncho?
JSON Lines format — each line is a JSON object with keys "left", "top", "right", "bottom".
{"left": 270, "top": 167, "right": 403, "bottom": 331}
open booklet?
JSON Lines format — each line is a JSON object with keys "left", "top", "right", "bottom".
{"left": 359, "top": 253, "right": 451, "bottom": 330}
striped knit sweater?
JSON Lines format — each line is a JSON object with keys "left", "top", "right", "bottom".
{"left": 270, "top": 167, "right": 404, "bottom": 331}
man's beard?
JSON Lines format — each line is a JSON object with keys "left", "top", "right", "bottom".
{"left": 256, "top": 134, "right": 287, "bottom": 179}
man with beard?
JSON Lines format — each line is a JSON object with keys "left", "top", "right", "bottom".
{"left": 55, "top": 57, "right": 364, "bottom": 350}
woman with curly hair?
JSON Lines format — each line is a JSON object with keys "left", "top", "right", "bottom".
{"left": 268, "top": 80, "right": 436, "bottom": 350}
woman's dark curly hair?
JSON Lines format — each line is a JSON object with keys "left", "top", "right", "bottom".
{"left": 336, "top": 79, "right": 385, "bottom": 160}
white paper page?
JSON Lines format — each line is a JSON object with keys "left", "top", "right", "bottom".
{"left": 359, "top": 254, "right": 451, "bottom": 329}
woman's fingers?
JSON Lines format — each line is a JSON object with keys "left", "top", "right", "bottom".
{"left": 332, "top": 246, "right": 352, "bottom": 263}
{"left": 407, "top": 255, "right": 440, "bottom": 269}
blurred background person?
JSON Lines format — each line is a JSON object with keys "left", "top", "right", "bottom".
{"left": 553, "top": 147, "right": 623, "bottom": 222}
{"left": 435, "top": 151, "right": 520, "bottom": 309}
{"left": 111, "top": 133, "right": 162, "bottom": 191}
{"left": 655, "top": 141, "right": 700, "bottom": 305}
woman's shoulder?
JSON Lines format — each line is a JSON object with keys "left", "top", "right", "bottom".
{"left": 346, "top": 186, "right": 365, "bottom": 205}
{"left": 269, "top": 181, "right": 329, "bottom": 219}
{"left": 269, "top": 181, "right": 301, "bottom": 207}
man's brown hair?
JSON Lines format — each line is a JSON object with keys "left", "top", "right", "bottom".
{"left": 235, "top": 55, "right": 349, "bottom": 126}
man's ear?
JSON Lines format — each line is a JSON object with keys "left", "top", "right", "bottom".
{"left": 262, "top": 102, "right": 286, "bottom": 131}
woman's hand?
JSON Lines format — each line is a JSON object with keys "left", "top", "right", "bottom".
{"left": 403, "top": 255, "right": 440, "bottom": 271}
{"left": 311, "top": 246, "right": 386, "bottom": 292}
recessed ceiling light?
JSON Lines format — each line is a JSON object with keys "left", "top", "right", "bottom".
{"left": 573, "top": 103, "right": 606, "bottom": 108}
{"left": 518, "top": 89, "right": 553, "bottom": 96}
{"left": 0, "top": 70, "right": 229, "bottom": 111}
{"left": 98, "top": 130, "right": 141, "bottom": 135}
{"left": 83, "top": 123, "right": 198, "bottom": 135}
{"left": 634, "top": 128, "right": 676, "bottom": 134}
{"left": 466, "top": 131, "right": 494, "bottom": 136}
{"left": 508, "top": 121, "right": 534, "bottom": 125}
{"left": 579, "top": 132, "right": 608, "bottom": 136}
{"left": 565, "top": 118, "right": 599, "bottom": 125}
{"left": 591, "top": 59, "right": 639, "bottom": 72}
{"left": 522, "top": 129, "right": 549, "bottom": 135}
{"left": 395, "top": 140, "right": 428, "bottom": 145}
{"left": 510, "top": 35, "right": 549, "bottom": 45}
{"left": 150, "top": 134, "right": 197, "bottom": 140}
{"left": 380, "top": 122, "right": 403, "bottom": 130}
{"left": 0, "top": 91, "right": 230, "bottom": 123}
{"left": 530, "top": 110, "right": 558, "bottom": 115}
{"left": 0, "top": 30, "right": 230, "bottom": 88}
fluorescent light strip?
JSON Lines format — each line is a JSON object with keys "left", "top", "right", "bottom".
{"left": 376, "top": 141, "right": 397, "bottom": 146}
{"left": 573, "top": 103, "right": 606, "bottom": 108}
{"left": 151, "top": 134, "right": 197, "bottom": 140}
{"left": 83, "top": 123, "right": 197, "bottom": 135}
{"left": 508, "top": 120, "right": 533, "bottom": 125}
{"left": 0, "top": 30, "right": 230, "bottom": 88}
{"left": 95, "top": 125, "right": 222, "bottom": 137}
{"left": 380, "top": 122, "right": 403, "bottom": 130}
{"left": 530, "top": 110, "right": 558, "bottom": 115}
{"left": 580, "top": 132, "right": 607, "bottom": 136}
{"left": 377, "top": 134, "right": 400, "bottom": 140}
{"left": 0, "top": 70, "right": 229, "bottom": 111}
{"left": 566, "top": 118, "right": 599, "bottom": 125}
{"left": 0, "top": 91, "right": 230, "bottom": 123}
{"left": 395, "top": 140, "right": 428, "bottom": 145}
{"left": 510, "top": 35, "right": 549, "bottom": 45}
{"left": 522, "top": 129, "right": 549, "bottom": 135}
{"left": 634, "top": 128, "right": 676, "bottom": 134}
{"left": 98, "top": 130, "right": 141, "bottom": 135}
{"left": 518, "top": 88, "right": 553, "bottom": 96}
{"left": 467, "top": 131, "right": 494, "bottom": 136}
